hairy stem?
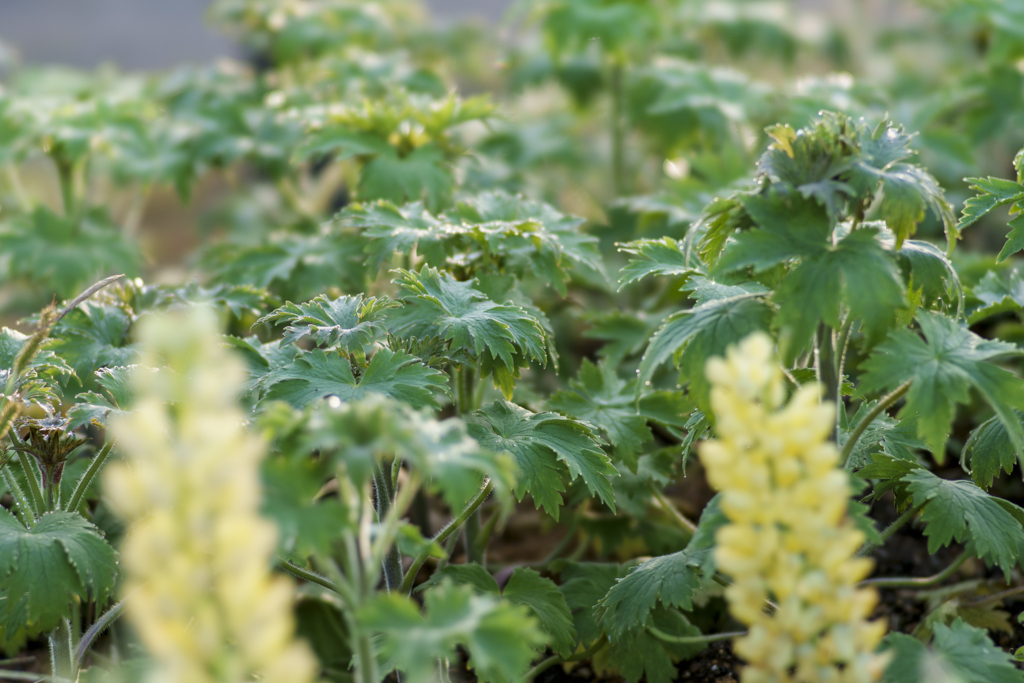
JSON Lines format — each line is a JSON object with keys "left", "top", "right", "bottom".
{"left": 650, "top": 486, "right": 698, "bottom": 535}
{"left": 372, "top": 458, "right": 404, "bottom": 592}
{"left": 1, "top": 468, "right": 35, "bottom": 529}
{"left": 371, "top": 468, "right": 422, "bottom": 592}
{"left": 66, "top": 441, "right": 115, "bottom": 514}
{"left": 816, "top": 324, "right": 840, "bottom": 441}
{"left": 648, "top": 627, "right": 746, "bottom": 645}
{"left": 74, "top": 598, "right": 127, "bottom": 669}
{"left": 48, "top": 618, "right": 75, "bottom": 683}
{"left": 857, "top": 502, "right": 924, "bottom": 557}
{"left": 840, "top": 379, "right": 913, "bottom": 468}
{"left": 860, "top": 552, "right": 968, "bottom": 589}
{"left": 400, "top": 480, "right": 494, "bottom": 594}
{"left": 15, "top": 454, "right": 44, "bottom": 518}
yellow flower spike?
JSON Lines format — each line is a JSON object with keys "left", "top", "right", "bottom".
{"left": 104, "top": 308, "right": 318, "bottom": 683}
{"left": 698, "top": 332, "right": 887, "bottom": 683}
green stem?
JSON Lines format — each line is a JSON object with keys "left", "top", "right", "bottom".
{"left": 473, "top": 508, "right": 501, "bottom": 564}
{"left": 464, "top": 507, "right": 483, "bottom": 565}
{"left": 15, "top": 454, "right": 44, "bottom": 518}
{"left": 400, "top": 480, "right": 494, "bottom": 594}
{"left": 48, "top": 618, "right": 75, "bottom": 683}
{"left": 371, "top": 469, "right": 422, "bottom": 592}
{"left": 66, "top": 441, "right": 114, "bottom": 514}
{"left": 277, "top": 559, "right": 355, "bottom": 603}
{"left": 840, "top": 379, "right": 912, "bottom": 468}
{"left": 609, "top": 59, "right": 626, "bottom": 197}
{"left": 858, "top": 503, "right": 924, "bottom": 557}
{"left": 526, "top": 634, "right": 608, "bottom": 679}
{"left": 74, "top": 598, "right": 127, "bottom": 669}
{"left": 963, "top": 584, "right": 1024, "bottom": 608}
{"left": 56, "top": 158, "right": 76, "bottom": 219}
{"left": 1, "top": 468, "right": 35, "bottom": 529}
{"left": 835, "top": 315, "right": 854, "bottom": 384}
{"left": 650, "top": 486, "right": 697, "bottom": 535}
{"left": 371, "top": 458, "right": 404, "bottom": 592}
{"left": 860, "top": 552, "right": 967, "bottom": 589}
{"left": 4, "top": 165, "right": 32, "bottom": 212}
{"left": 816, "top": 324, "right": 840, "bottom": 441}
{"left": 648, "top": 627, "right": 745, "bottom": 645}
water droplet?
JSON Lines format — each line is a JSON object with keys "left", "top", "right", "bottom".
{"left": 644, "top": 381, "right": 651, "bottom": 386}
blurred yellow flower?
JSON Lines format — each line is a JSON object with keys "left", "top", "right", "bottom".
{"left": 104, "top": 308, "right": 317, "bottom": 683}
{"left": 699, "top": 333, "right": 887, "bottom": 683}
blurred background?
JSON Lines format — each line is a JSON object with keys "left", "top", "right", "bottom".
{"left": 0, "top": 0, "right": 512, "bottom": 69}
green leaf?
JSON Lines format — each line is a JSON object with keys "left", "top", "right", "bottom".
{"left": 262, "top": 455, "right": 350, "bottom": 557}
{"left": 255, "top": 294, "right": 397, "bottom": 351}
{"left": 596, "top": 548, "right": 708, "bottom": 641}
{"left": 558, "top": 561, "right": 630, "bottom": 644}
{"left": 293, "top": 396, "right": 515, "bottom": 511}
{"left": 617, "top": 237, "right": 699, "bottom": 288}
{"left": 855, "top": 453, "right": 922, "bottom": 508}
{"left": 0, "top": 207, "right": 140, "bottom": 298}
{"left": 47, "top": 302, "right": 136, "bottom": 380}
{"left": 358, "top": 144, "right": 453, "bottom": 212}
{"left": 637, "top": 294, "right": 772, "bottom": 410}
{"left": 717, "top": 194, "right": 905, "bottom": 346}
{"left": 959, "top": 177, "right": 1024, "bottom": 231}
{"left": 967, "top": 269, "right": 1024, "bottom": 324}
{"left": 503, "top": 568, "right": 576, "bottom": 658}
{"left": 426, "top": 565, "right": 577, "bottom": 658}
{"left": 860, "top": 310, "right": 1024, "bottom": 460}
{"left": 904, "top": 469, "right": 1024, "bottom": 579}
{"left": 469, "top": 400, "right": 616, "bottom": 519}
{"left": 838, "top": 400, "right": 925, "bottom": 470}
{"left": 360, "top": 580, "right": 546, "bottom": 683}
{"left": 392, "top": 268, "right": 551, "bottom": 397}
{"left": 67, "top": 365, "right": 139, "bottom": 429}
{"left": 997, "top": 214, "right": 1024, "bottom": 262}
{"left": 0, "top": 509, "right": 118, "bottom": 636}
{"left": 259, "top": 347, "right": 448, "bottom": 409}
{"left": 961, "top": 411, "right": 1024, "bottom": 489}
{"left": 881, "top": 618, "right": 1024, "bottom": 683}
{"left": 547, "top": 359, "right": 651, "bottom": 471}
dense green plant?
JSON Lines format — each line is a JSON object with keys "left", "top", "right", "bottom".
{"left": 6, "top": 1, "right": 1024, "bottom": 682}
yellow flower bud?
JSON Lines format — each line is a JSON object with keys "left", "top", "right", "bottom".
{"left": 698, "top": 332, "right": 887, "bottom": 683}
{"left": 104, "top": 309, "right": 318, "bottom": 683}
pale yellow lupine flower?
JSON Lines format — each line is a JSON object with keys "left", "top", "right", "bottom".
{"left": 104, "top": 308, "right": 317, "bottom": 683}
{"left": 698, "top": 333, "right": 887, "bottom": 683}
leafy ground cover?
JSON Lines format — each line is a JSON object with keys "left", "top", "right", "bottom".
{"left": 6, "top": 1, "right": 1024, "bottom": 682}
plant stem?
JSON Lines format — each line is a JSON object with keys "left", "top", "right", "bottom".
{"left": 371, "top": 457, "right": 404, "bottom": 592}
{"left": 400, "top": 480, "right": 494, "bottom": 594}
{"left": 15, "top": 454, "right": 44, "bottom": 518}
{"left": 48, "top": 618, "right": 75, "bottom": 683}
{"left": 463, "top": 507, "right": 484, "bottom": 565}
{"left": 473, "top": 508, "right": 501, "bottom": 564}
{"left": 816, "top": 324, "right": 840, "bottom": 441}
{"left": 857, "top": 503, "right": 924, "bottom": 557}
{"left": 650, "top": 486, "right": 697, "bottom": 535}
{"left": 56, "top": 158, "right": 76, "bottom": 219}
{"left": 1, "top": 468, "right": 35, "bottom": 528}
{"left": 648, "top": 627, "right": 745, "bottom": 645}
{"left": 4, "top": 164, "right": 32, "bottom": 212}
{"left": 277, "top": 559, "right": 353, "bottom": 601}
{"left": 610, "top": 59, "right": 626, "bottom": 197}
{"left": 860, "top": 552, "right": 968, "bottom": 589}
{"left": 66, "top": 441, "right": 115, "bottom": 514}
{"left": 835, "top": 316, "right": 854, "bottom": 385}
{"left": 840, "top": 379, "right": 913, "bottom": 468}
{"left": 526, "top": 633, "right": 608, "bottom": 679}
{"left": 963, "top": 584, "right": 1024, "bottom": 607}
{"left": 74, "top": 598, "right": 127, "bottom": 669}
{"left": 371, "top": 470, "right": 422, "bottom": 592}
